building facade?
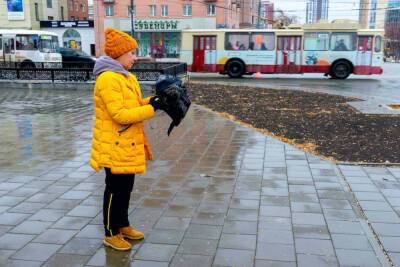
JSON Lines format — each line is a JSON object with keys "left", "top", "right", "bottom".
{"left": 0, "top": 0, "right": 68, "bottom": 29}
{"left": 93, "top": 0, "right": 247, "bottom": 58}
{"left": 359, "top": 0, "right": 387, "bottom": 29}
{"left": 67, "top": 0, "right": 89, "bottom": 20}
{"left": 306, "top": 0, "right": 328, "bottom": 23}
{"left": 385, "top": 0, "right": 400, "bottom": 60}
{"left": 260, "top": 0, "right": 274, "bottom": 28}
{"left": 40, "top": 20, "right": 95, "bottom": 55}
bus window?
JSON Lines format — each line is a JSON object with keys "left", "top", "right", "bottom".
{"left": 374, "top": 36, "right": 382, "bottom": 53}
{"left": 304, "top": 32, "right": 329, "bottom": 51}
{"left": 250, "top": 33, "right": 274, "bottom": 51}
{"left": 358, "top": 36, "right": 372, "bottom": 51}
{"left": 16, "top": 35, "right": 39, "bottom": 50}
{"left": 40, "top": 35, "right": 59, "bottom": 53}
{"left": 0, "top": 35, "right": 2, "bottom": 50}
{"left": 330, "top": 32, "right": 356, "bottom": 51}
{"left": 225, "top": 33, "right": 249, "bottom": 51}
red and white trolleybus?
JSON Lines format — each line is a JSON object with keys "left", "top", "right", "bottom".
{"left": 180, "top": 21, "right": 384, "bottom": 79}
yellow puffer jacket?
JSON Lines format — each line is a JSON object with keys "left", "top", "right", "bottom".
{"left": 90, "top": 71, "right": 155, "bottom": 174}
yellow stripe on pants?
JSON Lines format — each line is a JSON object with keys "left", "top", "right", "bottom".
{"left": 107, "top": 193, "right": 113, "bottom": 236}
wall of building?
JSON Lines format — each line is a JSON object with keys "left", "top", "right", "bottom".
{"left": 359, "top": 0, "right": 387, "bottom": 29}
{"left": 0, "top": 0, "right": 69, "bottom": 29}
{"left": 94, "top": 0, "right": 243, "bottom": 56}
{"left": 0, "top": 0, "right": 35, "bottom": 29}
{"left": 68, "top": 0, "right": 89, "bottom": 20}
{"left": 42, "top": 0, "right": 64, "bottom": 20}
{"left": 306, "top": 0, "right": 328, "bottom": 23}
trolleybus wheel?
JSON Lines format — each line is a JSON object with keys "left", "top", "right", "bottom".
{"left": 226, "top": 60, "right": 245, "bottom": 78}
{"left": 330, "top": 60, "right": 352, "bottom": 80}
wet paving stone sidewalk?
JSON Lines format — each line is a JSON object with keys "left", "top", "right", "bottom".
{"left": 0, "top": 88, "right": 399, "bottom": 267}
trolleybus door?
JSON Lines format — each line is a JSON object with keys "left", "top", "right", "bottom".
{"left": 204, "top": 36, "right": 217, "bottom": 72}
{"left": 357, "top": 36, "right": 373, "bottom": 67}
{"left": 372, "top": 35, "right": 383, "bottom": 68}
{"left": 193, "top": 36, "right": 205, "bottom": 72}
{"left": 276, "top": 36, "right": 302, "bottom": 73}
{"left": 193, "top": 36, "right": 216, "bottom": 72}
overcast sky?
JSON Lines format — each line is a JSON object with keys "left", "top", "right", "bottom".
{"left": 270, "top": 0, "right": 361, "bottom": 23}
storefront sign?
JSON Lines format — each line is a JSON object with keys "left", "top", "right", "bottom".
{"left": 7, "top": 0, "right": 24, "bottom": 20}
{"left": 40, "top": 20, "right": 94, "bottom": 28}
{"left": 134, "top": 20, "right": 179, "bottom": 31}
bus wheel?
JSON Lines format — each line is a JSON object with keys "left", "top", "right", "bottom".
{"left": 20, "top": 61, "right": 36, "bottom": 69}
{"left": 330, "top": 61, "right": 352, "bottom": 79}
{"left": 226, "top": 60, "right": 245, "bottom": 78}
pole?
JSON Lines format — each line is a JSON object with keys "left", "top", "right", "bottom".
{"left": 130, "top": 0, "right": 134, "bottom": 37}
{"left": 257, "top": 0, "right": 262, "bottom": 28}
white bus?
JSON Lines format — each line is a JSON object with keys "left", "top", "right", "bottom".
{"left": 180, "top": 21, "right": 384, "bottom": 79}
{"left": 0, "top": 29, "right": 62, "bottom": 68}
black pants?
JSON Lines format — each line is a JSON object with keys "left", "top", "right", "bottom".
{"left": 103, "top": 168, "right": 135, "bottom": 237}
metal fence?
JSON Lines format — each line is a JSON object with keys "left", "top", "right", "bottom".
{"left": 0, "top": 62, "right": 187, "bottom": 82}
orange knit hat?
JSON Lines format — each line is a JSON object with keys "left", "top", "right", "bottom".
{"left": 104, "top": 27, "right": 138, "bottom": 59}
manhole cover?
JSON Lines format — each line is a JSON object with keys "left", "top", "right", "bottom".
{"left": 387, "top": 104, "right": 400, "bottom": 109}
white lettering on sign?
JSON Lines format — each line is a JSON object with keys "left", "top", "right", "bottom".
{"left": 60, "top": 22, "right": 76, "bottom": 27}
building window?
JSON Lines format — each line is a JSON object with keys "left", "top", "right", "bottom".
{"left": 48, "top": 16, "right": 54, "bottom": 20}
{"left": 128, "top": 5, "right": 135, "bottom": 17}
{"left": 63, "top": 29, "right": 82, "bottom": 50}
{"left": 69, "top": 0, "right": 73, "bottom": 10}
{"left": 47, "top": 0, "right": 52, "bottom": 8}
{"left": 82, "top": 4, "right": 85, "bottom": 12}
{"left": 35, "top": 3, "right": 39, "bottom": 21}
{"left": 61, "top": 6, "right": 64, "bottom": 20}
{"left": 161, "top": 5, "right": 168, "bottom": 17}
{"left": 149, "top": 5, "right": 156, "bottom": 16}
{"left": 105, "top": 5, "right": 114, "bottom": 16}
{"left": 206, "top": 4, "right": 216, "bottom": 16}
{"left": 164, "top": 32, "right": 181, "bottom": 58}
{"left": 183, "top": 4, "right": 192, "bottom": 16}
{"left": 75, "top": 2, "right": 78, "bottom": 11}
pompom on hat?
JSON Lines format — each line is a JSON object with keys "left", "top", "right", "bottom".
{"left": 104, "top": 27, "right": 138, "bottom": 59}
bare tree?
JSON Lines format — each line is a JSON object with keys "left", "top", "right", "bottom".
{"left": 273, "top": 9, "right": 299, "bottom": 28}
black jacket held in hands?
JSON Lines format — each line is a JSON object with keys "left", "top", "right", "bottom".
{"left": 155, "top": 75, "right": 191, "bottom": 136}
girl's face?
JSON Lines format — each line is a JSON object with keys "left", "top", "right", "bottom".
{"left": 117, "top": 49, "right": 137, "bottom": 70}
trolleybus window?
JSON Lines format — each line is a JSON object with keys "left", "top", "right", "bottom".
{"left": 330, "top": 32, "right": 356, "bottom": 51}
{"left": 16, "top": 34, "right": 39, "bottom": 50}
{"left": 374, "top": 36, "right": 382, "bottom": 53}
{"left": 358, "top": 36, "right": 373, "bottom": 51}
{"left": 250, "top": 33, "right": 274, "bottom": 51}
{"left": 304, "top": 32, "right": 329, "bottom": 51}
{"left": 225, "top": 33, "right": 249, "bottom": 50}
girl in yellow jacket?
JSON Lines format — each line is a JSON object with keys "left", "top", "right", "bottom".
{"left": 90, "top": 28, "right": 162, "bottom": 251}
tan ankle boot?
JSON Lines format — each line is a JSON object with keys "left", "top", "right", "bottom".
{"left": 103, "top": 233, "right": 132, "bottom": 251}
{"left": 120, "top": 226, "right": 144, "bottom": 240}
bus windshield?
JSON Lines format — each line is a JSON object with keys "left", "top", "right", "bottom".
{"left": 40, "top": 35, "right": 59, "bottom": 53}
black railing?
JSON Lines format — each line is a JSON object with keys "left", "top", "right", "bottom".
{"left": 0, "top": 62, "right": 187, "bottom": 82}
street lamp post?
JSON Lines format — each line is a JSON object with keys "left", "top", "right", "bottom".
{"left": 130, "top": 0, "right": 135, "bottom": 37}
